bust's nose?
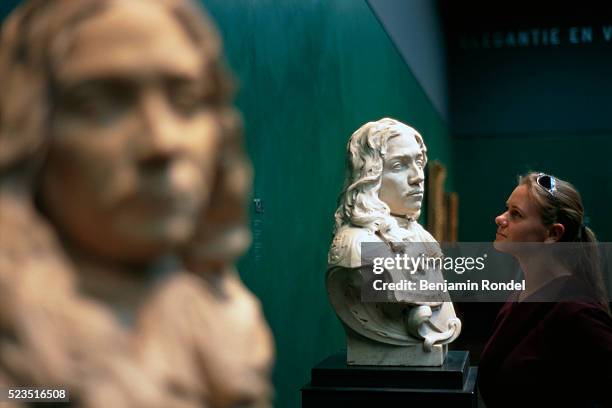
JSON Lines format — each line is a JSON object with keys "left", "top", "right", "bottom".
{"left": 136, "top": 88, "right": 183, "bottom": 169}
{"left": 408, "top": 164, "right": 424, "bottom": 186}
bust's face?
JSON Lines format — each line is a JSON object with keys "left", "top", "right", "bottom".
{"left": 39, "top": 2, "right": 221, "bottom": 262}
{"left": 378, "top": 130, "right": 425, "bottom": 218}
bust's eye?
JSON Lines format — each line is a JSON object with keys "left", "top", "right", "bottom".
{"left": 168, "top": 85, "right": 205, "bottom": 115}
{"left": 416, "top": 155, "right": 424, "bottom": 168}
{"left": 166, "top": 78, "right": 215, "bottom": 116}
{"left": 55, "top": 80, "right": 133, "bottom": 124}
{"left": 391, "top": 162, "right": 404, "bottom": 170}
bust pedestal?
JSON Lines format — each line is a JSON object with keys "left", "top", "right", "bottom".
{"left": 301, "top": 350, "right": 478, "bottom": 407}
{"left": 346, "top": 330, "right": 447, "bottom": 366}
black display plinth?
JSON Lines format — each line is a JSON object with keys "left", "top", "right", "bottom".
{"left": 301, "top": 350, "right": 477, "bottom": 407}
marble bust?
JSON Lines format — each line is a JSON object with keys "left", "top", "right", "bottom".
{"left": 0, "top": 1, "right": 273, "bottom": 407}
{"left": 327, "top": 118, "right": 461, "bottom": 366}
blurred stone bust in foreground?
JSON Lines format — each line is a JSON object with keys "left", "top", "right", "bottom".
{"left": 0, "top": 0, "right": 273, "bottom": 407}
{"left": 327, "top": 118, "right": 461, "bottom": 366}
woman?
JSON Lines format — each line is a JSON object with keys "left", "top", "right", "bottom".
{"left": 478, "top": 172, "right": 612, "bottom": 407}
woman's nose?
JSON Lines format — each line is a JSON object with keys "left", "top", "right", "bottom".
{"left": 495, "top": 213, "right": 507, "bottom": 227}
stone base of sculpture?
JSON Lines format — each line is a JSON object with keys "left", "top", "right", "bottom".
{"left": 346, "top": 330, "right": 447, "bottom": 366}
{"left": 301, "top": 350, "right": 478, "bottom": 408}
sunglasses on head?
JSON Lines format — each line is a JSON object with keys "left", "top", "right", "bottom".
{"left": 536, "top": 173, "right": 556, "bottom": 196}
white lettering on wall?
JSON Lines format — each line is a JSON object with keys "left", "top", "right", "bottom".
{"left": 459, "top": 25, "right": 612, "bottom": 50}
{"left": 604, "top": 25, "right": 612, "bottom": 42}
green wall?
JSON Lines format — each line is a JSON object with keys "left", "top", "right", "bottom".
{"left": 454, "top": 133, "right": 612, "bottom": 242}
{"left": 0, "top": 1, "right": 18, "bottom": 21}
{"left": 201, "top": 1, "right": 451, "bottom": 407}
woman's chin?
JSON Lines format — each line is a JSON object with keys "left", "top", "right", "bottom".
{"left": 493, "top": 239, "right": 510, "bottom": 253}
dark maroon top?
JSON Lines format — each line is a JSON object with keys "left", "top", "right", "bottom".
{"left": 478, "top": 277, "right": 612, "bottom": 407}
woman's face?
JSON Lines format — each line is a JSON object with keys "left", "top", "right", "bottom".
{"left": 494, "top": 184, "right": 549, "bottom": 246}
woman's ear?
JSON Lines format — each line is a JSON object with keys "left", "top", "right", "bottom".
{"left": 545, "top": 223, "right": 565, "bottom": 242}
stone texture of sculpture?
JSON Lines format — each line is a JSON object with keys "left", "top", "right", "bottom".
{"left": 0, "top": 1, "right": 273, "bottom": 406}
{"left": 327, "top": 118, "right": 461, "bottom": 366}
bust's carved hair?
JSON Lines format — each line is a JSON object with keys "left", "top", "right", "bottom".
{"left": 333, "top": 118, "right": 427, "bottom": 243}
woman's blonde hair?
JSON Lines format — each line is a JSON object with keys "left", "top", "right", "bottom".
{"left": 520, "top": 172, "right": 609, "bottom": 311}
